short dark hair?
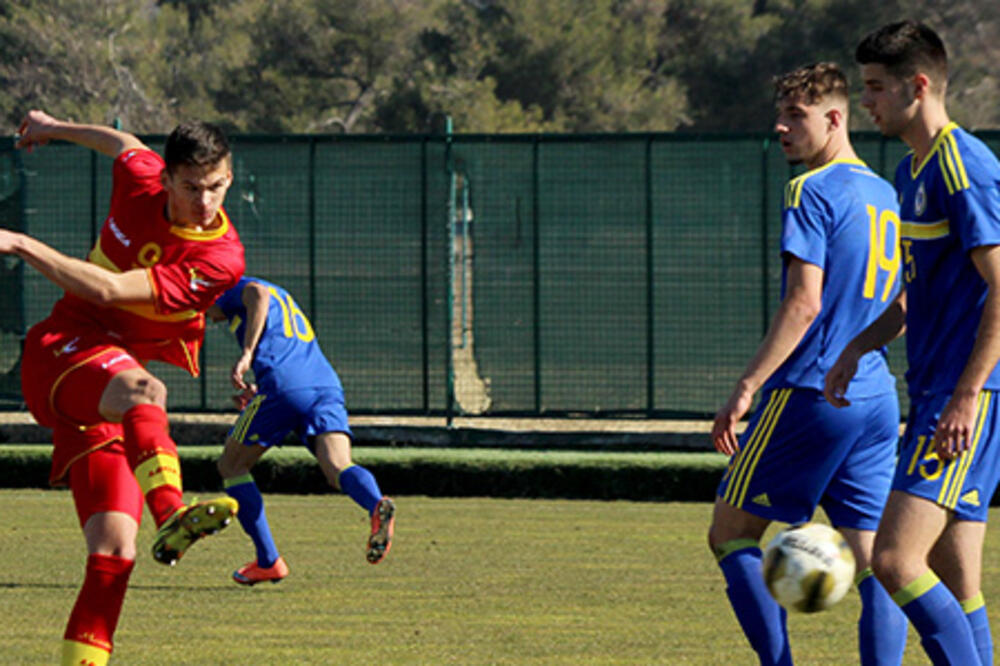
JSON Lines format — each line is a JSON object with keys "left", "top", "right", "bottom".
{"left": 855, "top": 20, "right": 947, "bottom": 92}
{"left": 773, "top": 62, "right": 849, "bottom": 106}
{"left": 164, "top": 121, "right": 231, "bottom": 173}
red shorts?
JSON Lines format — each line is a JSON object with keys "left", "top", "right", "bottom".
{"left": 22, "top": 315, "right": 143, "bottom": 485}
{"left": 68, "top": 440, "right": 144, "bottom": 528}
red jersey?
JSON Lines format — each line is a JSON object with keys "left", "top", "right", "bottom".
{"left": 50, "top": 148, "right": 245, "bottom": 375}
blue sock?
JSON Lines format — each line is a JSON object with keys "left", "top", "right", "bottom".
{"left": 224, "top": 474, "right": 281, "bottom": 568}
{"left": 857, "top": 568, "right": 908, "bottom": 665}
{"left": 337, "top": 464, "right": 382, "bottom": 514}
{"left": 894, "top": 571, "right": 981, "bottom": 665}
{"left": 962, "top": 593, "right": 993, "bottom": 666}
{"left": 717, "top": 540, "right": 793, "bottom": 666}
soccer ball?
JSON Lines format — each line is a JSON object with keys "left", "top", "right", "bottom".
{"left": 761, "top": 522, "right": 856, "bottom": 613}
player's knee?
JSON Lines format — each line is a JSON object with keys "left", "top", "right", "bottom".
{"left": 136, "top": 375, "right": 168, "bottom": 407}
{"left": 870, "top": 547, "right": 904, "bottom": 589}
{"left": 118, "top": 372, "right": 168, "bottom": 409}
{"left": 216, "top": 447, "right": 246, "bottom": 479}
{"left": 92, "top": 541, "right": 137, "bottom": 561}
{"left": 706, "top": 522, "right": 728, "bottom": 554}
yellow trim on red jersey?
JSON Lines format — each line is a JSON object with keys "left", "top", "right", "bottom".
{"left": 88, "top": 237, "right": 200, "bottom": 322}
{"left": 168, "top": 207, "right": 231, "bottom": 240}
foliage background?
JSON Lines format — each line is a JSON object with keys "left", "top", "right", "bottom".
{"left": 2, "top": 0, "right": 998, "bottom": 135}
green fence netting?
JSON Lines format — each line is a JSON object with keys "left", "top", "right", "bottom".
{"left": 3, "top": 131, "right": 997, "bottom": 418}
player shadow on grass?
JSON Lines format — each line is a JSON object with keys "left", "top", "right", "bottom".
{"left": 0, "top": 581, "right": 241, "bottom": 592}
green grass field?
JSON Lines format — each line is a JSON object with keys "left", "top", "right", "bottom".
{"left": 3, "top": 490, "right": 999, "bottom": 664}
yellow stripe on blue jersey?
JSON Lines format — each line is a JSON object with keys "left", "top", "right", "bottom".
{"left": 723, "top": 388, "right": 792, "bottom": 508}
{"left": 900, "top": 219, "right": 950, "bottom": 240}
{"left": 232, "top": 394, "right": 266, "bottom": 443}
{"left": 937, "top": 391, "right": 991, "bottom": 509}
{"left": 785, "top": 177, "right": 806, "bottom": 209}
{"left": 938, "top": 131, "right": 971, "bottom": 195}
{"left": 783, "top": 159, "right": 867, "bottom": 210}
{"left": 906, "top": 121, "right": 970, "bottom": 195}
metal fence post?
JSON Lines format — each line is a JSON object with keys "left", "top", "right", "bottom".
{"left": 760, "top": 137, "right": 771, "bottom": 336}
{"left": 420, "top": 137, "right": 430, "bottom": 414}
{"left": 445, "top": 118, "right": 455, "bottom": 426}
{"left": 532, "top": 137, "right": 542, "bottom": 414}
{"left": 645, "top": 135, "right": 655, "bottom": 415}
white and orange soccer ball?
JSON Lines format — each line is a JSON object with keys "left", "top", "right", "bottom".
{"left": 761, "top": 522, "right": 856, "bottom": 613}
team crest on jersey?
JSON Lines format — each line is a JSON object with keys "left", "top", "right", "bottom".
{"left": 914, "top": 182, "right": 927, "bottom": 216}
{"left": 188, "top": 268, "right": 213, "bottom": 292}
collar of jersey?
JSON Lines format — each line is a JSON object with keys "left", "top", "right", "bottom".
{"left": 168, "top": 208, "right": 231, "bottom": 241}
{"left": 909, "top": 121, "right": 960, "bottom": 179}
{"left": 799, "top": 157, "right": 867, "bottom": 178}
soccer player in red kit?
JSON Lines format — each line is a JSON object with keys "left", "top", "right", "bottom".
{"left": 6, "top": 110, "right": 245, "bottom": 666}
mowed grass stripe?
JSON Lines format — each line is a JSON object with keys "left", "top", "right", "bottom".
{"left": 2, "top": 491, "right": 998, "bottom": 664}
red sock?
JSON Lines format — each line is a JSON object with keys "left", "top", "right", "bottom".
{"left": 63, "top": 554, "right": 135, "bottom": 653}
{"left": 123, "top": 404, "right": 183, "bottom": 526}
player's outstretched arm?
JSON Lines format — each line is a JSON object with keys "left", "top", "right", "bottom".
{"left": 933, "top": 245, "right": 1000, "bottom": 459}
{"left": 824, "top": 289, "right": 906, "bottom": 408}
{"left": 711, "top": 258, "right": 822, "bottom": 455}
{"left": 0, "top": 229, "right": 153, "bottom": 304}
{"left": 230, "top": 281, "right": 271, "bottom": 392}
{"left": 16, "top": 109, "right": 147, "bottom": 158}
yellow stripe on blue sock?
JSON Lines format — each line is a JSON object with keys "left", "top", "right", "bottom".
{"left": 854, "top": 566, "right": 874, "bottom": 587}
{"left": 713, "top": 538, "right": 759, "bottom": 562}
{"left": 891, "top": 570, "right": 940, "bottom": 607}
{"left": 224, "top": 473, "right": 254, "bottom": 488}
{"left": 961, "top": 591, "right": 986, "bottom": 614}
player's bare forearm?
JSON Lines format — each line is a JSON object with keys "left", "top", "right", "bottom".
{"left": 712, "top": 260, "right": 821, "bottom": 455}
{"left": 824, "top": 290, "right": 906, "bottom": 407}
{"left": 953, "top": 246, "right": 1000, "bottom": 398}
{"left": 240, "top": 282, "right": 270, "bottom": 359}
{"left": 16, "top": 109, "right": 146, "bottom": 157}
{"left": 851, "top": 289, "right": 907, "bottom": 354}
{"left": 1, "top": 231, "right": 152, "bottom": 305}
{"left": 936, "top": 246, "right": 1000, "bottom": 457}
{"left": 736, "top": 261, "right": 822, "bottom": 394}
{"left": 229, "top": 281, "right": 270, "bottom": 390}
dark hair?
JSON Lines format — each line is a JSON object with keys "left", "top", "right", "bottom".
{"left": 164, "top": 121, "right": 231, "bottom": 173}
{"left": 773, "top": 62, "right": 849, "bottom": 106}
{"left": 855, "top": 20, "right": 947, "bottom": 91}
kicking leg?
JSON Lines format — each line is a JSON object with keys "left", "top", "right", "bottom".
{"left": 97, "top": 368, "right": 237, "bottom": 565}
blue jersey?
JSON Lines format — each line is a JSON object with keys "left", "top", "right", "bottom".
{"left": 896, "top": 123, "right": 1000, "bottom": 397}
{"left": 214, "top": 277, "right": 342, "bottom": 395}
{"left": 763, "top": 159, "right": 900, "bottom": 399}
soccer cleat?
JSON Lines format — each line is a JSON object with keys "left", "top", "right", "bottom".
{"left": 232, "top": 556, "right": 290, "bottom": 586}
{"left": 151, "top": 497, "right": 239, "bottom": 566}
{"left": 366, "top": 496, "right": 396, "bottom": 564}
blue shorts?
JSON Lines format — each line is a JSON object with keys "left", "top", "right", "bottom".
{"left": 228, "top": 386, "right": 353, "bottom": 452}
{"left": 717, "top": 387, "right": 899, "bottom": 530}
{"left": 893, "top": 390, "right": 1000, "bottom": 522}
